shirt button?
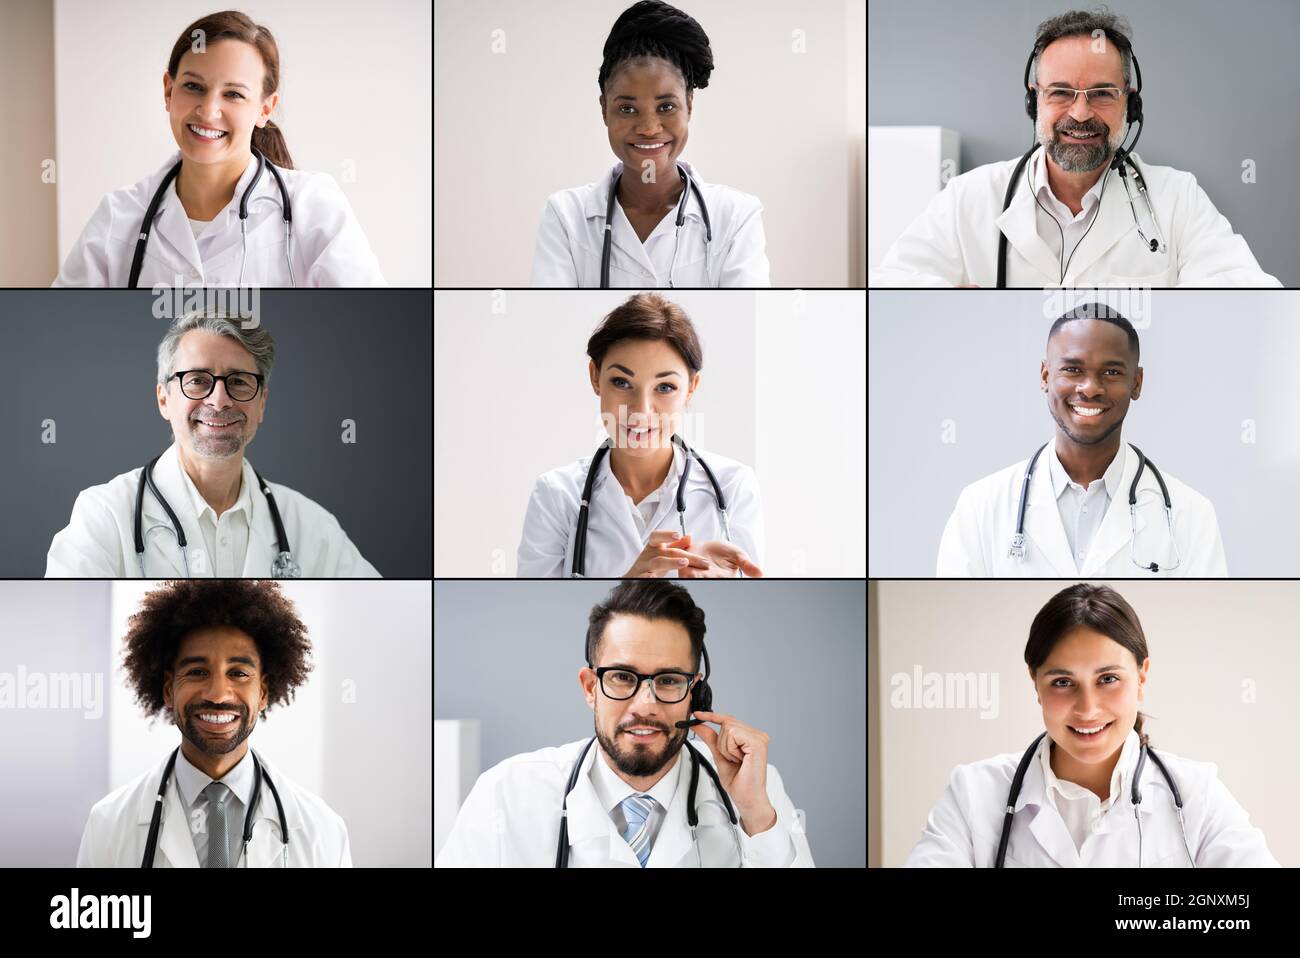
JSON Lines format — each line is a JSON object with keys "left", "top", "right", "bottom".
{"left": 1081, "top": 505, "right": 1089, "bottom": 513}
{"left": 220, "top": 537, "right": 228, "bottom": 546}
{"left": 1077, "top": 551, "right": 1085, "bottom": 560}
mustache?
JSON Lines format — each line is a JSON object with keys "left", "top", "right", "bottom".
{"left": 1056, "top": 121, "right": 1108, "bottom": 137}
{"left": 187, "top": 703, "right": 247, "bottom": 718}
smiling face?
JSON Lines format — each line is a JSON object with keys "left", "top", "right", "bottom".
{"left": 599, "top": 57, "right": 691, "bottom": 180}
{"left": 164, "top": 39, "right": 277, "bottom": 165}
{"left": 1033, "top": 34, "right": 1129, "bottom": 173}
{"left": 1029, "top": 626, "right": 1148, "bottom": 767}
{"left": 1041, "top": 319, "right": 1142, "bottom": 447}
{"left": 589, "top": 338, "right": 700, "bottom": 456}
{"left": 580, "top": 613, "right": 700, "bottom": 778}
{"left": 157, "top": 330, "right": 267, "bottom": 462}
{"left": 163, "top": 625, "right": 268, "bottom": 758}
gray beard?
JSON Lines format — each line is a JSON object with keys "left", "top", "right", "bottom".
{"left": 1047, "top": 137, "right": 1113, "bottom": 173}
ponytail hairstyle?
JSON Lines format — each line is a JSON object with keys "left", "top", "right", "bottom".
{"left": 597, "top": 0, "right": 715, "bottom": 95}
{"left": 167, "top": 10, "right": 294, "bottom": 169}
{"left": 1025, "top": 583, "right": 1152, "bottom": 746}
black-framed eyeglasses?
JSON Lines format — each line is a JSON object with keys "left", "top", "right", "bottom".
{"left": 169, "top": 369, "right": 264, "bottom": 401}
{"left": 594, "top": 666, "right": 697, "bottom": 704}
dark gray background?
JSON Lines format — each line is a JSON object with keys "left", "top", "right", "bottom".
{"left": 0, "top": 292, "right": 431, "bottom": 577}
{"left": 867, "top": 0, "right": 1300, "bottom": 284}
{"left": 434, "top": 579, "right": 867, "bottom": 868}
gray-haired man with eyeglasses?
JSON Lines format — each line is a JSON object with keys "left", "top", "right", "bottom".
{"left": 46, "top": 310, "right": 379, "bottom": 577}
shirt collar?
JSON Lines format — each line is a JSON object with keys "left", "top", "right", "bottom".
{"left": 156, "top": 150, "right": 261, "bottom": 221}
{"left": 1040, "top": 728, "right": 1140, "bottom": 813}
{"left": 597, "top": 438, "right": 684, "bottom": 501}
{"left": 1047, "top": 440, "right": 1127, "bottom": 501}
{"left": 173, "top": 746, "right": 256, "bottom": 811}
{"left": 589, "top": 737, "right": 684, "bottom": 816}
{"left": 584, "top": 160, "right": 706, "bottom": 223}
{"left": 1032, "top": 146, "right": 1108, "bottom": 217}
{"left": 176, "top": 450, "right": 255, "bottom": 525}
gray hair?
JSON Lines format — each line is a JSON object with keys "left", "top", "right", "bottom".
{"left": 1030, "top": 8, "right": 1133, "bottom": 90}
{"left": 156, "top": 309, "right": 275, "bottom": 390}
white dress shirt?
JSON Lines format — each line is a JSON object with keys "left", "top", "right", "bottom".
{"left": 1029, "top": 147, "right": 1108, "bottom": 279}
{"left": 1040, "top": 730, "right": 1138, "bottom": 854}
{"left": 589, "top": 743, "right": 681, "bottom": 852}
{"left": 1048, "top": 442, "right": 1127, "bottom": 572}
{"left": 180, "top": 464, "right": 253, "bottom": 578}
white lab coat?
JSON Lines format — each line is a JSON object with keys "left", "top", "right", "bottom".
{"left": 530, "top": 160, "right": 770, "bottom": 287}
{"left": 937, "top": 441, "right": 1227, "bottom": 577}
{"left": 870, "top": 149, "right": 1280, "bottom": 288}
{"left": 45, "top": 443, "right": 380, "bottom": 578}
{"left": 905, "top": 731, "right": 1278, "bottom": 867}
{"left": 517, "top": 443, "right": 763, "bottom": 577}
{"left": 53, "top": 152, "right": 386, "bottom": 287}
{"left": 76, "top": 750, "right": 352, "bottom": 867}
{"left": 435, "top": 736, "right": 814, "bottom": 867}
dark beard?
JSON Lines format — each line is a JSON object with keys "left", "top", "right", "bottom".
{"left": 595, "top": 718, "right": 688, "bottom": 777}
{"left": 178, "top": 704, "right": 255, "bottom": 755}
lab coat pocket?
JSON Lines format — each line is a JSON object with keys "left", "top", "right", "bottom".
{"left": 1103, "top": 266, "right": 1174, "bottom": 287}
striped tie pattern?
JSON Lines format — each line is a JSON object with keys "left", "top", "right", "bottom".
{"left": 619, "top": 793, "right": 658, "bottom": 867}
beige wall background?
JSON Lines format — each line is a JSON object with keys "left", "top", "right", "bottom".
{"left": 0, "top": 0, "right": 57, "bottom": 286}
{"left": 434, "top": 0, "right": 867, "bottom": 288}
{"left": 870, "top": 580, "right": 1299, "bottom": 868}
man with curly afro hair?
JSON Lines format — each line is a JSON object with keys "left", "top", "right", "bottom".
{"left": 76, "top": 580, "right": 352, "bottom": 867}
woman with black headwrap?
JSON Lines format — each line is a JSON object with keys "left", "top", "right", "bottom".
{"left": 530, "top": 1, "right": 770, "bottom": 288}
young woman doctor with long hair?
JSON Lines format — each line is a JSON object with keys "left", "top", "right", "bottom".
{"left": 53, "top": 10, "right": 385, "bottom": 287}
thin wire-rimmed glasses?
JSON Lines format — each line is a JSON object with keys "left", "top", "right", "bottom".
{"left": 169, "top": 369, "right": 264, "bottom": 401}
{"left": 1035, "top": 85, "right": 1126, "bottom": 109}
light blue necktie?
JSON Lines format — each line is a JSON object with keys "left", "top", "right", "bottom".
{"left": 619, "top": 793, "right": 658, "bottom": 867}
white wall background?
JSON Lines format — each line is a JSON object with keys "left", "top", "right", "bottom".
{"left": 433, "top": 0, "right": 866, "bottom": 288}
{"left": 433, "top": 289, "right": 866, "bottom": 576}
{"left": 51, "top": 0, "right": 431, "bottom": 286}
{"left": 872, "top": 580, "right": 1299, "bottom": 868}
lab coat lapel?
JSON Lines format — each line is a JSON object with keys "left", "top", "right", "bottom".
{"left": 151, "top": 444, "right": 209, "bottom": 575}
{"left": 996, "top": 163, "right": 1063, "bottom": 283}
{"left": 156, "top": 781, "right": 201, "bottom": 868}
{"left": 243, "top": 756, "right": 296, "bottom": 867}
{"left": 1082, "top": 444, "right": 1146, "bottom": 575}
{"left": 645, "top": 762, "right": 692, "bottom": 867}
{"left": 238, "top": 458, "right": 276, "bottom": 577}
{"left": 1020, "top": 446, "right": 1075, "bottom": 576}
{"left": 1018, "top": 747, "right": 1081, "bottom": 868}
{"left": 564, "top": 743, "right": 641, "bottom": 866}
{"left": 151, "top": 180, "right": 205, "bottom": 279}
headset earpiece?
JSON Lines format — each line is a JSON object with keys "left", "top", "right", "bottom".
{"left": 1022, "top": 49, "right": 1038, "bottom": 122}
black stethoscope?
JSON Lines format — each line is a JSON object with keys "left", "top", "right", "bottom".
{"left": 996, "top": 45, "right": 1166, "bottom": 287}
{"left": 134, "top": 451, "right": 300, "bottom": 578}
{"left": 1009, "top": 441, "right": 1181, "bottom": 573}
{"left": 995, "top": 731, "right": 1194, "bottom": 868}
{"left": 128, "top": 146, "right": 295, "bottom": 288}
{"left": 570, "top": 433, "right": 732, "bottom": 577}
{"left": 556, "top": 644, "right": 740, "bottom": 868}
{"left": 142, "top": 746, "right": 289, "bottom": 868}
{"left": 601, "top": 162, "right": 712, "bottom": 288}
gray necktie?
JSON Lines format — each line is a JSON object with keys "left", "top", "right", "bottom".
{"left": 202, "top": 782, "right": 233, "bottom": 868}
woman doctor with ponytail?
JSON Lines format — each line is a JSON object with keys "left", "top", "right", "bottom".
{"left": 905, "top": 583, "right": 1279, "bottom": 868}
{"left": 54, "top": 10, "right": 385, "bottom": 288}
